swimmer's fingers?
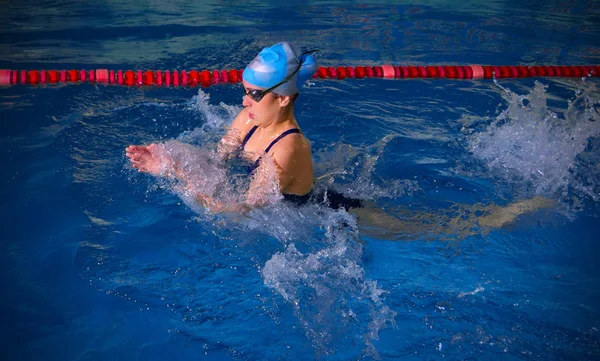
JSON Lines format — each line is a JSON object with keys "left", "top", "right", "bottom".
{"left": 125, "top": 146, "right": 144, "bottom": 159}
{"left": 126, "top": 150, "right": 147, "bottom": 161}
{"left": 127, "top": 151, "right": 151, "bottom": 172}
{"left": 126, "top": 144, "right": 163, "bottom": 175}
{"left": 126, "top": 145, "right": 146, "bottom": 153}
{"left": 131, "top": 161, "right": 152, "bottom": 173}
{"left": 125, "top": 144, "right": 157, "bottom": 156}
{"left": 125, "top": 152, "right": 146, "bottom": 165}
{"left": 129, "top": 158, "right": 143, "bottom": 169}
{"left": 132, "top": 164, "right": 146, "bottom": 172}
{"left": 126, "top": 145, "right": 156, "bottom": 162}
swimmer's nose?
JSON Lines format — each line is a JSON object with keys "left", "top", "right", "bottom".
{"left": 242, "top": 94, "right": 252, "bottom": 107}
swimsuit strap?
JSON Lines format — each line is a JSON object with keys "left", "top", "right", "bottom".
{"left": 241, "top": 125, "right": 259, "bottom": 150}
{"left": 264, "top": 128, "right": 301, "bottom": 154}
{"left": 244, "top": 127, "right": 302, "bottom": 173}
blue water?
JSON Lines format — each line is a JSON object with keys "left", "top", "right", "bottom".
{"left": 2, "top": 1, "right": 600, "bottom": 360}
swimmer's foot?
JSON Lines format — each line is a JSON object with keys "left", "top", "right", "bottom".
{"left": 477, "top": 196, "right": 556, "bottom": 228}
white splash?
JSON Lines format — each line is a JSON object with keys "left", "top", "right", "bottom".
{"left": 314, "top": 135, "right": 420, "bottom": 200}
{"left": 458, "top": 286, "right": 485, "bottom": 298}
{"left": 260, "top": 207, "right": 396, "bottom": 359}
{"left": 464, "top": 80, "right": 600, "bottom": 202}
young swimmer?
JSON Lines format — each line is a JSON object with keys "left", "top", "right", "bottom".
{"left": 126, "top": 41, "right": 555, "bottom": 236}
{"left": 126, "top": 42, "right": 319, "bottom": 212}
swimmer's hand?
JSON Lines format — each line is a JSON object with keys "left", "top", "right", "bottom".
{"left": 125, "top": 144, "right": 166, "bottom": 176}
{"left": 217, "top": 130, "right": 242, "bottom": 161}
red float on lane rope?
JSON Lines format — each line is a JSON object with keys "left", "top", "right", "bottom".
{"left": 373, "top": 66, "right": 383, "bottom": 78}
{"left": 471, "top": 65, "right": 484, "bottom": 79}
{"left": 165, "top": 70, "right": 171, "bottom": 87}
{"left": 346, "top": 66, "right": 355, "bottom": 78}
{"left": 28, "top": 70, "right": 40, "bottom": 84}
{"left": 355, "top": 66, "right": 365, "bottom": 79}
{"left": 200, "top": 70, "right": 210, "bottom": 86}
{"left": 143, "top": 71, "right": 154, "bottom": 86}
{"left": 0, "top": 69, "right": 10, "bottom": 85}
{"left": 227, "top": 69, "right": 238, "bottom": 83}
{"left": 211, "top": 70, "right": 219, "bottom": 85}
{"left": 172, "top": 70, "right": 179, "bottom": 86}
{"left": 188, "top": 70, "right": 199, "bottom": 86}
{"left": 67, "top": 70, "right": 77, "bottom": 82}
{"left": 381, "top": 65, "right": 395, "bottom": 78}
{"left": 96, "top": 69, "right": 108, "bottom": 83}
{"left": 48, "top": 70, "right": 58, "bottom": 83}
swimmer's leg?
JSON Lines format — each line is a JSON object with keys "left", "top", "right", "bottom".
{"left": 476, "top": 196, "right": 556, "bottom": 228}
{"left": 351, "top": 197, "right": 556, "bottom": 241}
{"left": 350, "top": 203, "right": 419, "bottom": 240}
{"left": 349, "top": 201, "right": 451, "bottom": 240}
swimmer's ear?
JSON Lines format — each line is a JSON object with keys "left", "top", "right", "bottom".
{"left": 277, "top": 94, "right": 292, "bottom": 107}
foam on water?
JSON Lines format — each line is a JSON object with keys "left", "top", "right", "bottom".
{"left": 462, "top": 80, "right": 600, "bottom": 207}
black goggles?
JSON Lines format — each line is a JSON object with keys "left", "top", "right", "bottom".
{"left": 244, "top": 49, "right": 318, "bottom": 103}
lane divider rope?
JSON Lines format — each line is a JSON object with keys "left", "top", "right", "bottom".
{"left": 1, "top": 65, "right": 598, "bottom": 86}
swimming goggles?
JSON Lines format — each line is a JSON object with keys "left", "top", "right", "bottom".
{"left": 244, "top": 49, "right": 318, "bottom": 102}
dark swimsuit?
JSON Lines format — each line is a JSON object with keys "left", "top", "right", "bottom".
{"left": 241, "top": 125, "right": 363, "bottom": 211}
{"left": 241, "top": 125, "right": 302, "bottom": 173}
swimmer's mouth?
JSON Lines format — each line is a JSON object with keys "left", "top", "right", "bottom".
{"left": 249, "top": 113, "right": 254, "bottom": 119}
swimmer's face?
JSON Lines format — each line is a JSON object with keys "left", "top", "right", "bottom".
{"left": 242, "top": 80, "right": 283, "bottom": 123}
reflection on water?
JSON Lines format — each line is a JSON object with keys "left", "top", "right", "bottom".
{"left": 1, "top": 1, "right": 598, "bottom": 66}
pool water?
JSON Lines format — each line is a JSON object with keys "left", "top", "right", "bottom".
{"left": 2, "top": 1, "right": 600, "bottom": 360}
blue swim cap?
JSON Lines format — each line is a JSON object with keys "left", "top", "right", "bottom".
{"left": 243, "top": 42, "right": 317, "bottom": 96}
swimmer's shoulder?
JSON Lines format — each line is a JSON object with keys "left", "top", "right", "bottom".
{"left": 268, "top": 130, "right": 313, "bottom": 173}
{"left": 271, "top": 129, "right": 311, "bottom": 155}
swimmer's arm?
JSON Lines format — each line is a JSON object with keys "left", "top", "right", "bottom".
{"left": 127, "top": 143, "right": 250, "bottom": 213}
{"left": 230, "top": 144, "right": 312, "bottom": 209}
{"left": 270, "top": 139, "right": 314, "bottom": 194}
{"left": 193, "top": 167, "right": 280, "bottom": 213}
{"left": 193, "top": 193, "right": 252, "bottom": 214}
{"left": 192, "top": 180, "right": 270, "bottom": 214}
{"left": 217, "top": 108, "right": 251, "bottom": 160}
{"left": 244, "top": 167, "right": 281, "bottom": 208}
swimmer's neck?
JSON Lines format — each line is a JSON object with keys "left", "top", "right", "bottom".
{"left": 258, "top": 107, "right": 299, "bottom": 136}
